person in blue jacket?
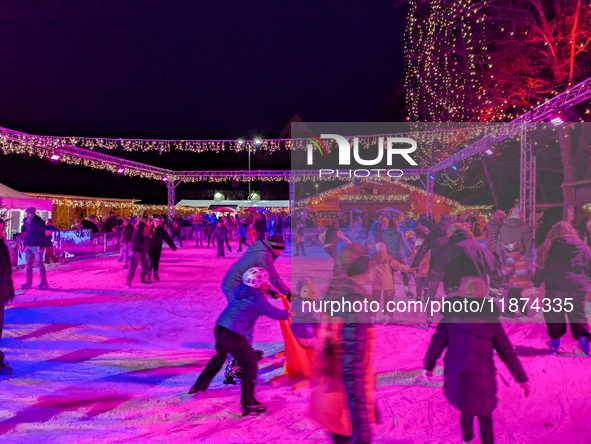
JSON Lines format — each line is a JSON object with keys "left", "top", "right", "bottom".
{"left": 237, "top": 222, "right": 249, "bottom": 252}
{"left": 189, "top": 267, "right": 289, "bottom": 416}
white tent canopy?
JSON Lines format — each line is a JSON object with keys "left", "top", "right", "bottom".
{"left": 177, "top": 200, "right": 289, "bottom": 209}
{"left": 1, "top": 183, "right": 53, "bottom": 211}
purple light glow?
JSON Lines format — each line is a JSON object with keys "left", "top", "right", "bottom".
{"left": 116, "top": 168, "right": 124, "bottom": 173}
{"left": 50, "top": 154, "right": 61, "bottom": 161}
{"left": 551, "top": 116, "right": 564, "bottom": 126}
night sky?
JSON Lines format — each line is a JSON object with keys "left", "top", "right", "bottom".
{"left": 0, "top": 1, "right": 406, "bottom": 204}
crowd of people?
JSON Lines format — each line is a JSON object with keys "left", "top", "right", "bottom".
{"left": 1, "top": 203, "right": 590, "bottom": 443}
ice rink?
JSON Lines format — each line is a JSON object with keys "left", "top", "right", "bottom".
{"left": 2, "top": 242, "right": 591, "bottom": 443}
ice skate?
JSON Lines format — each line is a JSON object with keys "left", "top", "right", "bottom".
{"left": 141, "top": 278, "right": 152, "bottom": 285}
{"left": 578, "top": 337, "right": 590, "bottom": 357}
{"left": 223, "top": 377, "right": 237, "bottom": 385}
{"left": 188, "top": 383, "right": 205, "bottom": 394}
{"left": 547, "top": 338, "right": 560, "bottom": 354}
{"left": 21, "top": 283, "right": 32, "bottom": 290}
{"left": 154, "top": 272, "right": 160, "bottom": 282}
{"left": 122, "top": 264, "right": 129, "bottom": 269}
{"left": 0, "top": 362, "right": 13, "bottom": 376}
{"left": 38, "top": 282, "right": 48, "bottom": 290}
{"left": 242, "top": 402, "right": 267, "bottom": 416}
{"left": 405, "top": 286, "right": 413, "bottom": 299}
{"left": 126, "top": 280, "right": 132, "bottom": 287}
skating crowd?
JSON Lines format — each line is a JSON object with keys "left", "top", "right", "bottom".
{"left": 1, "top": 206, "right": 590, "bottom": 444}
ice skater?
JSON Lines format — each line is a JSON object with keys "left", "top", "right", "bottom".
{"left": 409, "top": 237, "right": 430, "bottom": 301}
{"left": 148, "top": 216, "right": 177, "bottom": 282}
{"left": 321, "top": 220, "right": 352, "bottom": 278}
{"left": 188, "top": 267, "right": 289, "bottom": 416}
{"left": 115, "top": 217, "right": 134, "bottom": 268}
{"left": 369, "top": 242, "right": 413, "bottom": 324}
{"left": 212, "top": 220, "right": 228, "bottom": 258}
{"left": 294, "top": 223, "right": 306, "bottom": 256}
{"left": 220, "top": 234, "right": 292, "bottom": 384}
{"left": 424, "top": 277, "right": 530, "bottom": 444}
{"left": 237, "top": 221, "right": 250, "bottom": 252}
{"left": 126, "top": 215, "right": 152, "bottom": 286}
{"left": 533, "top": 221, "right": 591, "bottom": 356}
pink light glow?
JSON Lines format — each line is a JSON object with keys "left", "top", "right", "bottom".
{"left": 162, "top": 177, "right": 168, "bottom": 181}
{"left": 551, "top": 116, "right": 564, "bottom": 126}
{"left": 50, "top": 154, "right": 61, "bottom": 161}
{"left": 116, "top": 168, "right": 124, "bottom": 173}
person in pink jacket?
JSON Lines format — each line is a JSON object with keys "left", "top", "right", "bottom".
{"left": 370, "top": 242, "right": 413, "bottom": 324}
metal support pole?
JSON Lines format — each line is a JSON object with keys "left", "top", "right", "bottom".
{"left": 426, "top": 174, "right": 435, "bottom": 219}
{"left": 167, "top": 179, "right": 183, "bottom": 223}
{"left": 519, "top": 124, "right": 536, "bottom": 239}
{"left": 289, "top": 175, "right": 295, "bottom": 216}
{"left": 248, "top": 145, "right": 251, "bottom": 199}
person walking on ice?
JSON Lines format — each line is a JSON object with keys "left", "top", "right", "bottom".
{"left": 148, "top": 216, "right": 177, "bottom": 282}
{"left": 533, "top": 220, "right": 591, "bottom": 356}
{"left": 188, "top": 267, "right": 289, "bottom": 416}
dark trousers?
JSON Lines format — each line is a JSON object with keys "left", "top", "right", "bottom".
{"left": 324, "top": 245, "right": 340, "bottom": 276}
{"left": 461, "top": 412, "right": 493, "bottom": 444}
{"left": 148, "top": 247, "right": 162, "bottom": 272}
{"left": 415, "top": 276, "right": 428, "bottom": 296}
{"left": 44, "top": 246, "right": 59, "bottom": 264}
{"left": 207, "top": 234, "right": 215, "bottom": 247}
{"left": 295, "top": 242, "right": 305, "bottom": 254}
{"left": 127, "top": 251, "right": 149, "bottom": 281}
{"left": 507, "top": 288, "right": 526, "bottom": 315}
{"left": 193, "top": 325, "right": 257, "bottom": 406}
{"left": 238, "top": 237, "right": 249, "bottom": 251}
{"left": 217, "top": 240, "right": 225, "bottom": 257}
{"left": 331, "top": 434, "right": 350, "bottom": 444}
{"left": 544, "top": 291, "right": 591, "bottom": 340}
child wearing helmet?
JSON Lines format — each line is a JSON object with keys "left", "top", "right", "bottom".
{"left": 189, "top": 266, "right": 289, "bottom": 416}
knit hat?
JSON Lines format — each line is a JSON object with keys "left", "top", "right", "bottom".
{"left": 508, "top": 207, "right": 522, "bottom": 219}
{"left": 494, "top": 209, "right": 507, "bottom": 219}
{"left": 25, "top": 207, "right": 36, "bottom": 214}
{"left": 268, "top": 234, "right": 286, "bottom": 250}
{"left": 440, "top": 214, "right": 451, "bottom": 221}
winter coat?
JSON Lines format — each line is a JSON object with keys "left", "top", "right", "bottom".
{"left": 238, "top": 225, "right": 247, "bottom": 238}
{"left": 170, "top": 225, "right": 181, "bottom": 237}
{"left": 131, "top": 222, "right": 151, "bottom": 254}
{"left": 503, "top": 250, "right": 531, "bottom": 289}
{"left": 212, "top": 226, "right": 228, "bottom": 242}
{"left": 533, "top": 237, "right": 591, "bottom": 294}
{"left": 309, "top": 321, "right": 377, "bottom": 441}
{"left": 0, "top": 238, "right": 15, "bottom": 304}
{"left": 497, "top": 218, "right": 533, "bottom": 260}
{"left": 216, "top": 284, "right": 289, "bottom": 336}
{"left": 383, "top": 225, "right": 411, "bottom": 260}
{"left": 411, "top": 218, "right": 453, "bottom": 279}
{"left": 191, "top": 218, "right": 203, "bottom": 232}
{"left": 115, "top": 224, "right": 134, "bottom": 244}
{"left": 372, "top": 225, "right": 386, "bottom": 243}
{"left": 44, "top": 224, "right": 59, "bottom": 248}
{"left": 409, "top": 247, "right": 430, "bottom": 278}
{"left": 486, "top": 218, "right": 503, "bottom": 256}
{"left": 370, "top": 250, "right": 412, "bottom": 290}
{"left": 431, "top": 229, "right": 503, "bottom": 296}
{"left": 102, "top": 215, "right": 119, "bottom": 233}
{"left": 296, "top": 226, "right": 305, "bottom": 243}
{"left": 205, "top": 222, "right": 215, "bottom": 236}
{"left": 81, "top": 219, "right": 99, "bottom": 233}
{"left": 291, "top": 298, "right": 321, "bottom": 339}
{"left": 23, "top": 215, "right": 46, "bottom": 248}
{"left": 221, "top": 240, "right": 290, "bottom": 300}
{"left": 149, "top": 226, "right": 177, "bottom": 250}
{"left": 425, "top": 302, "right": 527, "bottom": 415}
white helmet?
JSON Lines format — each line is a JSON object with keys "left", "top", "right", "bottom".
{"left": 242, "top": 267, "right": 270, "bottom": 289}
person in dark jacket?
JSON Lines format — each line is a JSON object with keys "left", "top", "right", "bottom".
{"left": 188, "top": 267, "right": 289, "bottom": 416}
{"left": 115, "top": 218, "right": 134, "bottom": 268}
{"left": 486, "top": 210, "right": 506, "bottom": 260}
{"left": 383, "top": 218, "right": 413, "bottom": 297}
{"left": 21, "top": 207, "right": 48, "bottom": 290}
{"left": 43, "top": 219, "right": 59, "bottom": 264}
{"left": 170, "top": 221, "right": 183, "bottom": 248}
{"left": 126, "top": 215, "right": 152, "bottom": 286}
{"left": 212, "top": 220, "right": 229, "bottom": 258}
{"left": 533, "top": 221, "right": 591, "bottom": 356}
{"left": 237, "top": 222, "right": 249, "bottom": 252}
{"left": 323, "top": 220, "right": 353, "bottom": 278}
{"left": 81, "top": 215, "right": 99, "bottom": 233}
{"left": 192, "top": 214, "right": 204, "bottom": 248}
{"left": 148, "top": 216, "right": 177, "bottom": 281}
{"left": 411, "top": 214, "right": 453, "bottom": 303}
{"left": 425, "top": 277, "right": 529, "bottom": 444}
{"left": 0, "top": 219, "right": 15, "bottom": 373}
{"left": 102, "top": 212, "right": 119, "bottom": 232}
{"left": 206, "top": 220, "right": 216, "bottom": 247}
